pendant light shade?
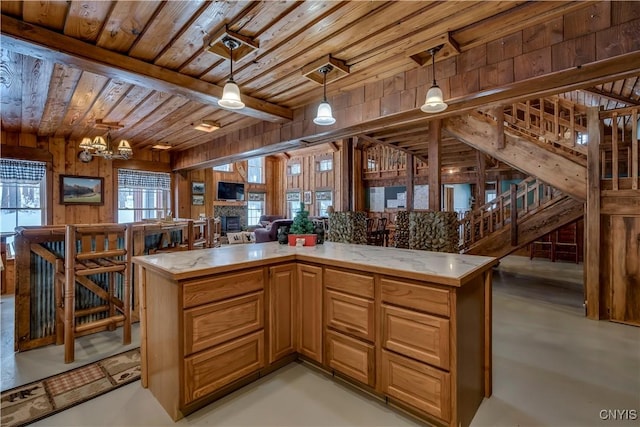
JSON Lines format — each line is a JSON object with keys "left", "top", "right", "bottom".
{"left": 314, "top": 65, "right": 336, "bottom": 126}
{"left": 219, "top": 79, "right": 244, "bottom": 109}
{"left": 421, "top": 45, "right": 448, "bottom": 113}
{"left": 218, "top": 38, "right": 245, "bottom": 110}
{"left": 314, "top": 101, "right": 336, "bottom": 125}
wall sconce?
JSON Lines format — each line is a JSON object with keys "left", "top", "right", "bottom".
{"left": 421, "top": 45, "right": 448, "bottom": 113}
{"left": 313, "top": 65, "right": 336, "bottom": 126}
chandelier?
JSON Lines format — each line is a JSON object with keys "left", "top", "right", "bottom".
{"left": 78, "top": 121, "right": 132, "bottom": 162}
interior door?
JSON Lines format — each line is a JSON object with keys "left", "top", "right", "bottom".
{"left": 610, "top": 215, "right": 640, "bottom": 326}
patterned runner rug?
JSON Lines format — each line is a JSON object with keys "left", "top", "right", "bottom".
{"left": 1, "top": 348, "right": 140, "bottom": 427}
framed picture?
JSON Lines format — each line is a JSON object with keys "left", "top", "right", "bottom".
{"left": 60, "top": 175, "right": 104, "bottom": 205}
{"left": 192, "top": 181, "right": 205, "bottom": 195}
{"left": 303, "top": 191, "right": 312, "bottom": 205}
{"left": 192, "top": 195, "right": 205, "bottom": 205}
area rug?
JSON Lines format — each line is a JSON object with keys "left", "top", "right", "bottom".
{"left": 0, "top": 348, "right": 140, "bottom": 427}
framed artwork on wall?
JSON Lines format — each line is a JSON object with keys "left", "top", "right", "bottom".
{"left": 192, "top": 195, "right": 205, "bottom": 206}
{"left": 192, "top": 181, "right": 205, "bottom": 195}
{"left": 303, "top": 191, "right": 312, "bottom": 205}
{"left": 60, "top": 175, "right": 104, "bottom": 205}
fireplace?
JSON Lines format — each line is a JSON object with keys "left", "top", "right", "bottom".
{"left": 221, "top": 216, "right": 241, "bottom": 235}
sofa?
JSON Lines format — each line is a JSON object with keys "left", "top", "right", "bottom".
{"left": 254, "top": 218, "right": 293, "bottom": 243}
{"left": 257, "top": 215, "right": 284, "bottom": 228}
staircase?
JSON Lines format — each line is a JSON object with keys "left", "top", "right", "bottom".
{"left": 460, "top": 177, "right": 583, "bottom": 259}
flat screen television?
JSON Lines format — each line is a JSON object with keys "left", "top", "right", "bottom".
{"left": 217, "top": 181, "right": 245, "bottom": 201}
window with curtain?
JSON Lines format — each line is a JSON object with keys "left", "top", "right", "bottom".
{"left": 117, "top": 169, "right": 171, "bottom": 223}
{"left": 286, "top": 191, "right": 301, "bottom": 219}
{"left": 247, "top": 157, "right": 264, "bottom": 183}
{"left": 0, "top": 159, "right": 46, "bottom": 248}
{"left": 315, "top": 190, "right": 332, "bottom": 216}
{"left": 247, "top": 192, "right": 266, "bottom": 225}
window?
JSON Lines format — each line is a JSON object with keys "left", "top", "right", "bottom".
{"left": 247, "top": 157, "right": 264, "bottom": 183}
{"left": 213, "top": 163, "right": 233, "bottom": 172}
{"left": 0, "top": 159, "right": 46, "bottom": 248}
{"left": 117, "top": 169, "right": 171, "bottom": 223}
{"left": 316, "top": 158, "right": 332, "bottom": 172}
{"left": 315, "top": 191, "right": 332, "bottom": 216}
{"left": 247, "top": 192, "right": 265, "bottom": 225}
{"left": 367, "top": 158, "right": 377, "bottom": 171}
{"left": 286, "top": 192, "right": 301, "bottom": 219}
{"left": 287, "top": 163, "right": 301, "bottom": 176}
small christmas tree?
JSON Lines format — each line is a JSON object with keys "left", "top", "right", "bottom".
{"left": 289, "top": 202, "right": 314, "bottom": 234}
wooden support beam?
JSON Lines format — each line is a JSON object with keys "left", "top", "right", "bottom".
{"left": 582, "top": 87, "right": 640, "bottom": 106}
{"left": 406, "top": 154, "right": 414, "bottom": 211}
{"left": 495, "top": 108, "right": 505, "bottom": 150}
{"left": 429, "top": 121, "right": 442, "bottom": 211}
{"left": 0, "top": 14, "right": 292, "bottom": 123}
{"left": 585, "top": 107, "right": 601, "bottom": 320}
{"left": 357, "top": 134, "right": 427, "bottom": 164}
{"left": 341, "top": 138, "right": 354, "bottom": 211}
{"left": 476, "top": 151, "right": 486, "bottom": 208}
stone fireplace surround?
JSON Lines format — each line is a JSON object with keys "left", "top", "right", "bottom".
{"left": 213, "top": 204, "right": 247, "bottom": 234}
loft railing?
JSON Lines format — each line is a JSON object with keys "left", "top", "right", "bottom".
{"left": 599, "top": 106, "right": 639, "bottom": 191}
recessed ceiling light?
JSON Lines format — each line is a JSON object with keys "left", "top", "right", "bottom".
{"left": 151, "top": 143, "right": 172, "bottom": 150}
{"left": 193, "top": 120, "right": 220, "bottom": 132}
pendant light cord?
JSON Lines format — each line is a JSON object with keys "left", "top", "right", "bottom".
{"left": 431, "top": 48, "right": 437, "bottom": 86}
{"left": 229, "top": 44, "right": 234, "bottom": 81}
{"left": 322, "top": 69, "right": 327, "bottom": 102}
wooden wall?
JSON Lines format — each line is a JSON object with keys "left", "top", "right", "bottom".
{"left": 1, "top": 131, "right": 170, "bottom": 224}
{"left": 279, "top": 142, "right": 344, "bottom": 216}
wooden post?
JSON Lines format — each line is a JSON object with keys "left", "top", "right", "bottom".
{"left": 406, "top": 153, "right": 414, "bottom": 211}
{"left": 476, "top": 151, "right": 486, "bottom": 209}
{"left": 585, "top": 107, "right": 601, "bottom": 319}
{"left": 428, "top": 120, "right": 442, "bottom": 211}
{"left": 494, "top": 107, "right": 505, "bottom": 150}
{"left": 632, "top": 109, "right": 638, "bottom": 190}
{"left": 341, "top": 138, "right": 353, "bottom": 211}
{"left": 510, "top": 184, "right": 518, "bottom": 246}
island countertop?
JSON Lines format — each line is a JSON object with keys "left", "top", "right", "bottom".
{"left": 132, "top": 242, "right": 497, "bottom": 286}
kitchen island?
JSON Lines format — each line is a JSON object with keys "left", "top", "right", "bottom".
{"left": 133, "top": 242, "right": 498, "bottom": 427}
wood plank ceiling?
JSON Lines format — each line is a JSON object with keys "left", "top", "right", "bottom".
{"left": 1, "top": 1, "right": 639, "bottom": 167}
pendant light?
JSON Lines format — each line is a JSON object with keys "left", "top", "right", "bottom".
{"left": 313, "top": 65, "right": 336, "bottom": 126}
{"left": 218, "top": 38, "right": 245, "bottom": 110}
{"left": 421, "top": 45, "right": 448, "bottom": 113}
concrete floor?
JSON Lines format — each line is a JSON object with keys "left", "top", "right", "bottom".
{"left": 1, "top": 256, "right": 638, "bottom": 426}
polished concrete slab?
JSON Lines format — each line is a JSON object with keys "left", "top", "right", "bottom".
{"left": 1, "top": 256, "right": 638, "bottom": 426}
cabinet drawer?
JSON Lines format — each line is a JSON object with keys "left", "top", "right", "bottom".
{"left": 183, "top": 269, "right": 264, "bottom": 308}
{"left": 382, "top": 304, "right": 450, "bottom": 370}
{"left": 325, "top": 290, "right": 374, "bottom": 342}
{"left": 184, "top": 331, "right": 264, "bottom": 404}
{"left": 326, "top": 330, "right": 375, "bottom": 387}
{"left": 325, "top": 268, "right": 374, "bottom": 298}
{"left": 184, "top": 292, "right": 264, "bottom": 355}
{"left": 381, "top": 277, "right": 450, "bottom": 317}
{"left": 381, "top": 350, "right": 450, "bottom": 422}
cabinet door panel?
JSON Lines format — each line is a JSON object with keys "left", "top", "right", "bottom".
{"left": 297, "top": 264, "right": 323, "bottom": 363}
{"left": 325, "top": 290, "right": 374, "bottom": 342}
{"left": 184, "top": 331, "right": 264, "bottom": 404}
{"left": 382, "top": 304, "right": 450, "bottom": 370}
{"left": 326, "top": 331, "right": 375, "bottom": 387}
{"left": 184, "top": 292, "right": 263, "bottom": 355}
{"left": 381, "top": 350, "right": 450, "bottom": 422}
{"left": 269, "top": 264, "right": 296, "bottom": 363}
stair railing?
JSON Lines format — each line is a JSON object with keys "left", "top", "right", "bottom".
{"left": 460, "top": 177, "right": 563, "bottom": 251}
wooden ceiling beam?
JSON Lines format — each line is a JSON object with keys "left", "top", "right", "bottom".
{"left": 0, "top": 14, "right": 293, "bottom": 123}
{"left": 357, "top": 134, "right": 428, "bottom": 164}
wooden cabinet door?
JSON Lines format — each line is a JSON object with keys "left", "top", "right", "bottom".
{"left": 611, "top": 216, "right": 640, "bottom": 325}
{"left": 297, "top": 264, "right": 323, "bottom": 363}
{"left": 326, "top": 330, "right": 375, "bottom": 387}
{"left": 325, "top": 289, "right": 375, "bottom": 342}
{"left": 381, "top": 350, "right": 451, "bottom": 422}
{"left": 268, "top": 264, "right": 296, "bottom": 364}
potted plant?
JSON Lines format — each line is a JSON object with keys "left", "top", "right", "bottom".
{"left": 287, "top": 203, "right": 317, "bottom": 246}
